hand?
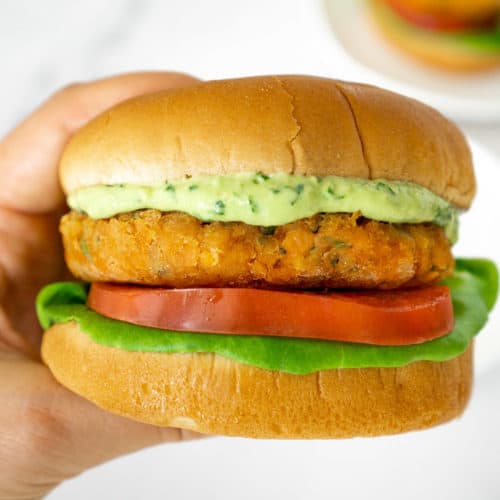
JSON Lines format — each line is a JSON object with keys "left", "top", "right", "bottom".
{"left": 0, "top": 72, "right": 201, "bottom": 499}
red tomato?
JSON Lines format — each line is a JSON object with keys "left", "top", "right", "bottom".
{"left": 385, "top": 0, "right": 494, "bottom": 32}
{"left": 88, "top": 283, "right": 454, "bottom": 346}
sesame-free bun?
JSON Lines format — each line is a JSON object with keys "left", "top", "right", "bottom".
{"left": 398, "top": 0, "right": 500, "bottom": 21}
{"left": 42, "top": 321, "right": 473, "bottom": 439}
{"left": 59, "top": 75, "right": 475, "bottom": 209}
{"left": 369, "top": 0, "right": 500, "bottom": 72}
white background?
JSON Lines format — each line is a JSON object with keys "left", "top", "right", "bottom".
{"left": 1, "top": 1, "right": 499, "bottom": 499}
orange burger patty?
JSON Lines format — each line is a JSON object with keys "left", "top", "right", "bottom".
{"left": 61, "top": 210, "right": 454, "bottom": 289}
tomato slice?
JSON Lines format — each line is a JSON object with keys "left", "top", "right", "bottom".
{"left": 88, "top": 283, "right": 454, "bottom": 346}
{"left": 384, "top": 0, "right": 497, "bottom": 32}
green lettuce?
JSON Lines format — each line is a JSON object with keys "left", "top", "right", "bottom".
{"left": 36, "top": 258, "right": 498, "bottom": 375}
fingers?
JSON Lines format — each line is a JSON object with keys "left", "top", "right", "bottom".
{"left": 0, "top": 72, "right": 199, "bottom": 214}
{"left": 0, "top": 358, "right": 203, "bottom": 498}
{"left": 51, "top": 374, "right": 204, "bottom": 483}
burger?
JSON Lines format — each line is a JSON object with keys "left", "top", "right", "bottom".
{"left": 36, "top": 76, "right": 498, "bottom": 438}
{"left": 368, "top": 0, "right": 500, "bottom": 71}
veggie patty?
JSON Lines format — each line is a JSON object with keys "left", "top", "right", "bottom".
{"left": 61, "top": 210, "right": 453, "bottom": 289}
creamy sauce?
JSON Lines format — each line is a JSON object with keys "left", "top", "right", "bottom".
{"left": 68, "top": 172, "right": 459, "bottom": 241}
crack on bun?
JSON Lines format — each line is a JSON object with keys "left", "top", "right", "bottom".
{"left": 59, "top": 76, "right": 475, "bottom": 208}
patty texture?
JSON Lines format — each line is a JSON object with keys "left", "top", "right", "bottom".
{"left": 61, "top": 210, "right": 453, "bottom": 289}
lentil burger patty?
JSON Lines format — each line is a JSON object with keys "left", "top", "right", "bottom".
{"left": 61, "top": 210, "right": 453, "bottom": 289}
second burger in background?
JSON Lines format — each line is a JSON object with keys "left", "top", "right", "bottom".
{"left": 368, "top": 0, "right": 500, "bottom": 71}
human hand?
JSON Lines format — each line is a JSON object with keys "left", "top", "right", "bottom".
{"left": 0, "top": 72, "right": 201, "bottom": 499}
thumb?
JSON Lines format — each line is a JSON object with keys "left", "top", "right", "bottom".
{"left": 0, "top": 356, "right": 200, "bottom": 499}
{"left": 0, "top": 72, "right": 199, "bottom": 214}
{"left": 51, "top": 373, "right": 200, "bottom": 475}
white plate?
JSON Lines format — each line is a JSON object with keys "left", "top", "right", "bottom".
{"left": 324, "top": 0, "right": 500, "bottom": 123}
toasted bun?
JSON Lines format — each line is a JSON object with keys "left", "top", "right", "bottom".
{"left": 42, "top": 322, "right": 473, "bottom": 438}
{"left": 398, "top": 0, "right": 500, "bottom": 20}
{"left": 369, "top": 1, "right": 500, "bottom": 71}
{"left": 60, "top": 76, "right": 474, "bottom": 209}
{"left": 399, "top": 0, "right": 500, "bottom": 21}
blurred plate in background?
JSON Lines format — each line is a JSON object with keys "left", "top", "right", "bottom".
{"left": 324, "top": 0, "right": 500, "bottom": 123}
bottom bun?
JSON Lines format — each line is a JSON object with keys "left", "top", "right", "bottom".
{"left": 42, "top": 322, "right": 473, "bottom": 438}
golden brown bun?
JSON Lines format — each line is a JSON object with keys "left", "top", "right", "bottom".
{"left": 393, "top": 0, "right": 500, "bottom": 22}
{"left": 59, "top": 76, "right": 475, "bottom": 209}
{"left": 369, "top": 1, "right": 500, "bottom": 71}
{"left": 42, "top": 322, "right": 473, "bottom": 439}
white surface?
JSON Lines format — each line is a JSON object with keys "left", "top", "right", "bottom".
{"left": 454, "top": 141, "right": 500, "bottom": 375}
{"left": 1, "top": 1, "right": 499, "bottom": 499}
{"left": 325, "top": 0, "right": 500, "bottom": 123}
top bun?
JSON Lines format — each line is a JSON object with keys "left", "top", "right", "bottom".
{"left": 392, "top": 0, "right": 500, "bottom": 21}
{"left": 60, "top": 76, "right": 475, "bottom": 208}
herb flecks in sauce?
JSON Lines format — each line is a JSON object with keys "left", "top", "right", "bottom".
{"left": 248, "top": 196, "right": 259, "bottom": 214}
{"left": 214, "top": 200, "right": 225, "bottom": 215}
{"left": 253, "top": 172, "right": 270, "bottom": 184}
{"left": 68, "top": 173, "right": 459, "bottom": 242}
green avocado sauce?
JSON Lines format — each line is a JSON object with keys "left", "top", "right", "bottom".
{"left": 68, "top": 172, "right": 459, "bottom": 242}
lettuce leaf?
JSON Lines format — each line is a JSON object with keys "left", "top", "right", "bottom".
{"left": 36, "top": 258, "right": 498, "bottom": 374}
